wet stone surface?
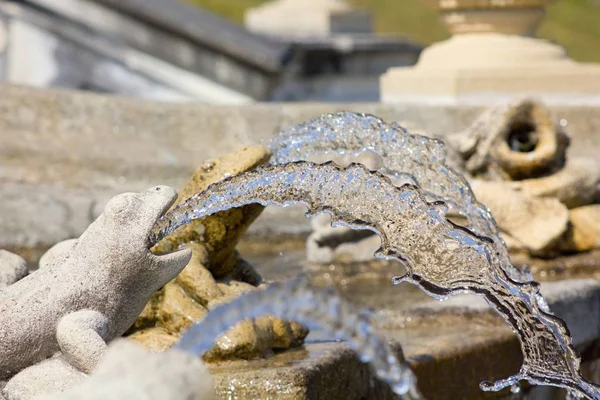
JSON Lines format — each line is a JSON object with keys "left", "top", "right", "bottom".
{"left": 3, "top": 88, "right": 600, "bottom": 399}
{"left": 232, "top": 245, "right": 600, "bottom": 400}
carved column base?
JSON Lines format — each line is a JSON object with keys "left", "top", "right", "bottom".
{"left": 381, "top": 33, "right": 600, "bottom": 104}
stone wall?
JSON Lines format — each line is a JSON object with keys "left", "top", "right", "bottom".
{"left": 2, "top": 84, "right": 600, "bottom": 262}
{"left": 0, "top": 1, "right": 257, "bottom": 103}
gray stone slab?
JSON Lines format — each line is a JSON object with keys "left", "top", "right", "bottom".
{"left": 0, "top": 183, "right": 96, "bottom": 250}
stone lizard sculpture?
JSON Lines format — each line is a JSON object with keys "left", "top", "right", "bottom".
{"left": 37, "top": 340, "right": 215, "bottom": 400}
{"left": 126, "top": 146, "right": 308, "bottom": 360}
{"left": 0, "top": 186, "right": 192, "bottom": 380}
{"left": 0, "top": 251, "right": 28, "bottom": 289}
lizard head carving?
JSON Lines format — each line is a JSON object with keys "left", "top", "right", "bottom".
{"left": 79, "top": 186, "right": 192, "bottom": 286}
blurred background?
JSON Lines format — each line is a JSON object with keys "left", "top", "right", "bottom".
{"left": 1, "top": 0, "right": 599, "bottom": 103}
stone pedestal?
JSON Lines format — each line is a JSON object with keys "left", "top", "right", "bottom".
{"left": 244, "top": 0, "right": 372, "bottom": 37}
{"left": 380, "top": 0, "right": 600, "bottom": 104}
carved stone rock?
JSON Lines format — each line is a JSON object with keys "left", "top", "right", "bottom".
{"left": 470, "top": 180, "right": 570, "bottom": 253}
{"left": 559, "top": 205, "right": 600, "bottom": 253}
{"left": 450, "top": 99, "right": 600, "bottom": 256}
{"left": 446, "top": 98, "right": 570, "bottom": 181}
{"left": 3, "top": 355, "right": 84, "bottom": 400}
{"left": 129, "top": 146, "right": 308, "bottom": 360}
{"left": 0, "top": 251, "right": 28, "bottom": 289}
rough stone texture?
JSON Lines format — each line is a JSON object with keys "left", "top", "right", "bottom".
{"left": 38, "top": 240, "right": 77, "bottom": 269}
{"left": 470, "top": 179, "right": 570, "bottom": 253}
{"left": 3, "top": 355, "right": 84, "bottom": 400}
{"left": 203, "top": 278, "right": 600, "bottom": 400}
{"left": 0, "top": 251, "right": 28, "bottom": 288}
{"left": 127, "top": 327, "right": 178, "bottom": 352}
{"left": 446, "top": 98, "right": 570, "bottom": 181}
{"left": 0, "top": 186, "right": 192, "bottom": 380}
{"left": 129, "top": 147, "right": 308, "bottom": 360}
{"left": 560, "top": 205, "right": 600, "bottom": 253}
{"left": 445, "top": 99, "right": 600, "bottom": 256}
{"left": 56, "top": 311, "right": 109, "bottom": 374}
{"left": 36, "top": 340, "right": 216, "bottom": 400}
{"left": 151, "top": 146, "right": 270, "bottom": 277}
{"left": 518, "top": 157, "right": 600, "bottom": 209}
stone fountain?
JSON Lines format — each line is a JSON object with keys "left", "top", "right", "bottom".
{"left": 2, "top": 85, "right": 600, "bottom": 399}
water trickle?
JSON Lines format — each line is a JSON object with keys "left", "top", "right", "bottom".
{"left": 149, "top": 161, "right": 600, "bottom": 398}
{"left": 175, "top": 276, "right": 421, "bottom": 399}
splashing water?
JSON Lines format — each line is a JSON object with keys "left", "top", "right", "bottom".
{"left": 175, "top": 276, "right": 421, "bottom": 399}
{"left": 150, "top": 161, "right": 600, "bottom": 399}
{"left": 268, "top": 111, "right": 582, "bottom": 391}
{"left": 270, "top": 112, "right": 493, "bottom": 234}
{"left": 270, "top": 111, "right": 529, "bottom": 284}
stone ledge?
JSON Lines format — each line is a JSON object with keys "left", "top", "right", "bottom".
{"left": 210, "top": 343, "right": 395, "bottom": 400}
{"left": 401, "top": 279, "right": 600, "bottom": 347}
{"left": 207, "top": 279, "right": 600, "bottom": 399}
{"left": 2, "top": 85, "right": 600, "bottom": 261}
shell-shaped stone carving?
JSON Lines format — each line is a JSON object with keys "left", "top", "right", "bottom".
{"left": 448, "top": 98, "right": 570, "bottom": 181}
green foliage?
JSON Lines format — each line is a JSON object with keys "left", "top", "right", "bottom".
{"left": 350, "top": 0, "right": 449, "bottom": 44}
{"left": 186, "top": 0, "right": 600, "bottom": 63}
{"left": 538, "top": 0, "right": 600, "bottom": 62}
{"left": 184, "top": 0, "right": 265, "bottom": 23}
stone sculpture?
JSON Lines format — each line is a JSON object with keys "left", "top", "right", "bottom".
{"left": 3, "top": 353, "right": 85, "bottom": 400}
{"left": 0, "top": 250, "right": 28, "bottom": 289}
{"left": 447, "top": 98, "right": 600, "bottom": 256}
{"left": 37, "top": 240, "right": 78, "bottom": 269}
{"left": 447, "top": 98, "right": 570, "bottom": 181}
{"left": 127, "top": 146, "right": 308, "bottom": 359}
{"left": 38, "top": 340, "right": 215, "bottom": 400}
{"left": 305, "top": 99, "right": 600, "bottom": 262}
{"left": 0, "top": 186, "right": 192, "bottom": 380}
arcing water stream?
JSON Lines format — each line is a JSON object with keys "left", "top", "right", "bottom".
{"left": 149, "top": 113, "right": 600, "bottom": 398}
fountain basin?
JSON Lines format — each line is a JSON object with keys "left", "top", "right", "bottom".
{"left": 3, "top": 85, "right": 600, "bottom": 398}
